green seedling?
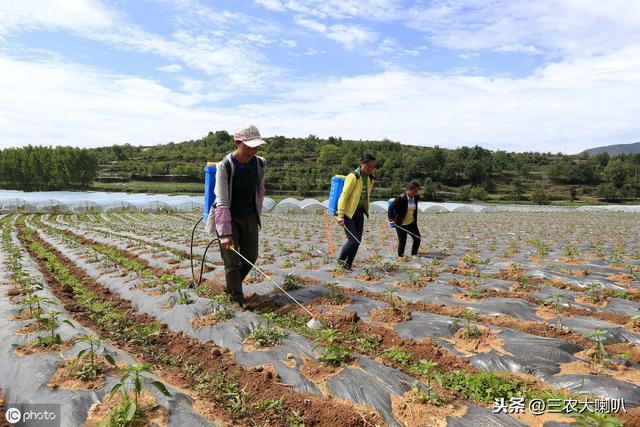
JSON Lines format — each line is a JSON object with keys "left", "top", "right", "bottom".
{"left": 409, "top": 359, "right": 441, "bottom": 390}
{"left": 247, "top": 316, "right": 285, "bottom": 347}
{"left": 73, "top": 335, "right": 116, "bottom": 380}
{"left": 168, "top": 288, "right": 194, "bottom": 306}
{"left": 323, "top": 282, "right": 346, "bottom": 305}
{"left": 21, "top": 295, "right": 54, "bottom": 321}
{"left": 467, "top": 282, "right": 481, "bottom": 299}
{"left": 453, "top": 311, "right": 482, "bottom": 339}
{"left": 286, "top": 410, "right": 306, "bottom": 427}
{"left": 586, "top": 283, "right": 603, "bottom": 303}
{"left": 36, "top": 310, "right": 74, "bottom": 347}
{"left": 282, "top": 273, "right": 299, "bottom": 291}
{"left": 588, "top": 329, "right": 610, "bottom": 364}
{"left": 383, "top": 346, "right": 412, "bottom": 365}
{"left": 544, "top": 292, "right": 567, "bottom": 313}
{"left": 410, "top": 380, "right": 443, "bottom": 406}
{"left": 317, "top": 344, "right": 353, "bottom": 367}
{"left": 567, "top": 410, "right": 624, "bottom": 426}
{"left": 563, "top": 243, "right": 581, "bottom": 259}
{"left": 358, "top": 334, "right": 382, "bottom": 352}
{"left": 105, "top": 363, "right": 171, "bottom": 427}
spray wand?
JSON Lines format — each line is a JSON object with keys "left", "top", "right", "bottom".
{"left": 228, "top": 245, "right": 323, "bottom": 330}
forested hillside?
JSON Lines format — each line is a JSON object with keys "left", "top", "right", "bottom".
{"left": 90, "top": 131, "right": 640, "bottom": 203}
{"left": 2, "top": 132, "right": 639, "bottom": 203}
{"left": 0, "top": 146, "right": 98, "bottom": 191}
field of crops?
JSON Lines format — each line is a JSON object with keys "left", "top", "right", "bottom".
{"left": 1, "top": 211, "right": 639, "bottom": 426}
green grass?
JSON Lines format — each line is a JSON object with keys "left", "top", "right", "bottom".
{"left": 92, "top": 180, "right": 203, "bottom": 195}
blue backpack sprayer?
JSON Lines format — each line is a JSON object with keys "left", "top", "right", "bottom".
{"left": 189, "top": 162, "right": 219, "bottom": 287}
{"left": 325, "top": 173, "right": 390, "bottom": 276}
{"left": 189, "top": 161, "right": 323, "bottom": 330}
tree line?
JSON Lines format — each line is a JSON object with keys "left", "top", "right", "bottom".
{"left": 2, "top": 133, "right": 639, "bottom": 203}
{"left": 92, "top": 131, "right": 640, "bottom": 202}
{"left": 0, "top": 146, "right": 98, "bottom": 191}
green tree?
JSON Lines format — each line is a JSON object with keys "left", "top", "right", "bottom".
{"left": 512, "top": 177, "right": 525, "bottom": 201}
{"left": 531, "top": 182, "right": 550, "bottom": 205}
{"left": 469, "top": 186, "right": 488, "bottom": 200}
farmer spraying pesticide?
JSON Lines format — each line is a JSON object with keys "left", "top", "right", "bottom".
{"left": 205, "top": 124, "right": 267, "bottom": 307}
{"left": 388, "top": 181, "right": 422, "bottom": 258}
{"left": 336, "top": 154, "right": 376, "bottom": 270}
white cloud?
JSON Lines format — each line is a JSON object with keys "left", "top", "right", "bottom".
{"left": 157, "top": 63, "right": 183, "bottom": 73}
{"left": 0, "top": 0, "right": 117, "bottom": 36}
{"left": 256, "top": 0, "right": 402, "bottom": 21}
{"left": 0, "top": 1, "right": 281, "bottom": 93}
{"left": 295, "top": 18, "right": 377, "bottom": 50}
{"left": 295, "top": 18, "right": 327, "bottom": 33}
{"left": 2, "top": 45, "right": 640, "bottom": 153}
{"left": 0, "top": 55, "right": 234, "bottom": 148}
{"left": 406, "top": 0, "right": 640, "bottom": 56}
{"left": 254, "top": 0, "right": 286, "bottom": 12}
{"left": 326, "top": 24, "right": 378, "bottom": 50}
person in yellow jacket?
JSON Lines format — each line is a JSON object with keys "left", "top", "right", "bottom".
{"left": 337, "top": 154, "right": 376, "bottom": 270}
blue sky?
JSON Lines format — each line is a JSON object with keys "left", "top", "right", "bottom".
{"left": 1, "top": 0, "right": 639, "bottom": 153}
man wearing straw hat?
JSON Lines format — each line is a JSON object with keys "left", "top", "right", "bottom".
{"left": 205, "top": 124, "right": 267, "bottom": 306}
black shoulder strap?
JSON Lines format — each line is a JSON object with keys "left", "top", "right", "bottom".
{"left": 257, "top": 157, "right": 265, "bottom": 169}
{"left": 222, "top": 156, "right": 232, "bottom": 187}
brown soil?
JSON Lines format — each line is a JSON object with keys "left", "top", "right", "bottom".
{"left": 0, "top": 390, "right": 8, "bottom": 427}
{"left": 23, "top": 226, "right": 384, "bottom": 427}
{"left": 299, "top": 356, "right": 345, "bottom": 396}
{"left": 244, "top": 293, "right": 280, "bottom": 312}
{"left": 15, "top": 320, "right": 47, "bottom": 334}
{"left": 355, "top": 273, "right": 382, "bottom": 282}
{"left": 0, "top": 391, "right": 7, "bottom": 427}
{"left": 558, "top": 358, "right": 640, "bottom": 387}
{"left": 14, "top": 339, "right": 74, "bottom": 356}
{"left": 608, "top": 273, "right": 633, "bottom": 286}
{"left": 559, "top": 257, "right": 584, "bottom": 265}
{"left": 574, "top": 295, "right": 608, "bottom": 308}
{"left": 567, "top": 269, "right": 590, "bottom": 277}
{"left": 330, "top": 267, "right": 350, "bottom": 278}
{"left": 85, "top": 389, "right": 170, "bottom": 427}
{"left": 243, "top": 270, "right": 272, "bottom": 285}
{"left": 619, "top": 406, "right": 640, "bottom": 426}
{"left": 485, "top": 314, "right": 588, "bottom": 346}
{"left": 443, "top": 263, "right": 479, "bottom": 277}
{"left": 606, "top": 343, "right": 640, "bottom": 363}
{"left": 390, "top": 392, "right": 468, "bottom": 427}
{"left": 535, "top": 305, "right": 561, "bottom": 320}
{"left": 48, "top": 357, "right": 121, "bottom": 390}
{"left": 5, "top": 287, "right": 22, "bottom": 298}
{"left": 624, "top": 321, "right": 640, "bottom": 334}
{"left": 333, "top": 287, "right": 590, "bottom": 348}
{"left": 445, "top": 327, "right": 513, "bottom": 357}
{"left": 313, "top": 307, "right": 476, "bottom": 375}
{"left": 190, "top": 312, "right": 228, "bottom": 329}
{"left": 390, "top": 280, "right": 426, "bottom": 291}
{"left": 242, "top": 339, "right": 281, "bottom": 353}
{"left": 369, "top": 306, "right": 412, "bottom": 323}
{"left": 563, "top": 305, "right": 631, "bottom": 327}
{"left": 147, "top": 288, "right": 166, "bottom": 297}
{"left": 11, "top": 309, "right": 35, "bottom": 322}
{"left": 293, "top": 275, "right": 321, "bottom": 286}
{"left": 547, "top": 278, "right": 580, "bottom": 291}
